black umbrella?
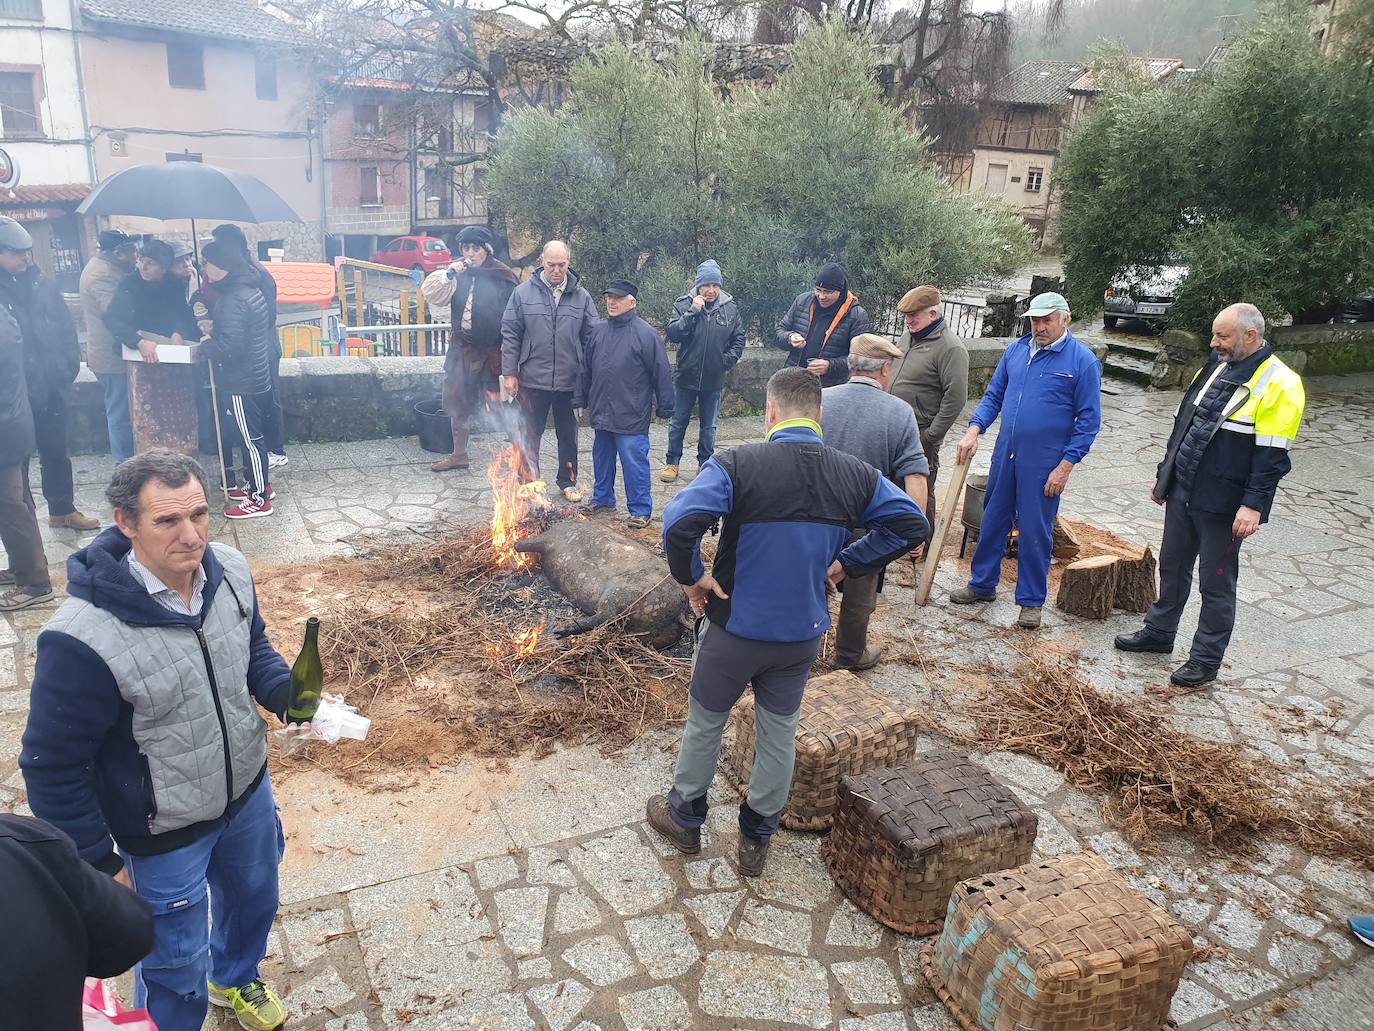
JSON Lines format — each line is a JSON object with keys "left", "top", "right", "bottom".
{"left": 77, "top": 161, "right": 301, "bottom": 224}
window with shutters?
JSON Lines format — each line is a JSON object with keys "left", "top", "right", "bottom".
{"left": 0, "top": 71, "right": 41, "bottom": 136}
{"left": 361, "top": 166, "right": 382, "bottom": 206}
{"left": 255, "top": 52, "right": 277, "bottom": 101}
{"left": 167, "top": 44, "right": 205, "bottom": 90}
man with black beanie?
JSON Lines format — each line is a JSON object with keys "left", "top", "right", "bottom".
{"left": 774, "top": 261, "right": 870, "bottom": 387}
{"left": 210, "top": 224, "right": 287, "bottom": 467}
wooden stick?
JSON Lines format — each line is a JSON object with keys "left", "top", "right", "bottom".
{"left": 206, "top": 360, "right": 231, "bottom": 505}
{"left": 915, "top": 456, "right": 971, "bottom": 607}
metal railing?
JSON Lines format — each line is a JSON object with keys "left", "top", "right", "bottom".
{"left": 872, "top": 298, "right": 986, "bottom": 341}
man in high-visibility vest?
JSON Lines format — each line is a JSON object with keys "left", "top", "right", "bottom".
{"left": 1115, "top": 302, "right": 1305, "bottom": 688}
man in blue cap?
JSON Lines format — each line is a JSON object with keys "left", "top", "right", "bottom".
{"left": 662, "top": 259, "right": 745, "bottom": 483}
{"left": 950, "top": 292, "right": 1101, "bottom": 628}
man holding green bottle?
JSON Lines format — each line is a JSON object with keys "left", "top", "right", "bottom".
{"left": 21, "top": 449, "right": 295, "bottom": 1031}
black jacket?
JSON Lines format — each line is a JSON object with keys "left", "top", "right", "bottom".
{"left": 0, "top": 264, "right": 79, "bottom": 402}
{"left": 773, "top": 289, "right": 869, "bottom": 387}
{"left": 665, "top": 290, "right": 746, "bottom": 393}
{"left": 103, "top": 272, "right": 200, "bottom": 353}
{"left": 0, "top": 306, "right": 36, "bottom": 466}
{"left": 448, "top": 258, "right": 519, "bottom": 367}
{"left": 0, "top": 814, "right": 153, "bottom": 1031}
{"left": 201, "top": 271, "right": 274, "bottom": 396}
{"left": 577, "top": 310, "right": 674, "bottom": 435}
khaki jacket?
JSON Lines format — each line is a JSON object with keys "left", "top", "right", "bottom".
{"left": 79, "top": 253, "right": 128, "bottom": 376}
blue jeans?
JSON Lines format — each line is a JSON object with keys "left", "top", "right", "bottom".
{"left": 125, "top": 774, "right": 284, "bottom": 1031}
{"left": 97, "top": 373, "right": 134, "bottom": 465}
{"left": 665, "top": 385, "right": 721, "bottom": 467}
{"left": 592, "top": 430, "right": 652, "bottom": 517}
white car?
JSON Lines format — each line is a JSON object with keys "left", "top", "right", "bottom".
{"left": 1103, "top": 265, "right": 1188, "bottom": 329}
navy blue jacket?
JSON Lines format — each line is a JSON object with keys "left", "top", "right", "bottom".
{"left": 971, "top": 330, "right": 1102, "bottom": 470}
{"left": 576, "top": 310, "right": 674, "bottom": 435}
{"left": 20, "top": 529, "right": 291, "bottom": 872}
{"left": 662, "top": 422, "right": 929, "bottom": 642}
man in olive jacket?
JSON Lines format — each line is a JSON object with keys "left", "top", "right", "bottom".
{"left": 887, "top": 285, "right": 970, "bottom": 518}
{"left": 500, "top": 240, "right": 597, "bottom": 501}
{"left": 774, "top": 261, "right": 869, "bottom": 388}
{"left": 662, "top": 259, "right": 745, "bottom": 482}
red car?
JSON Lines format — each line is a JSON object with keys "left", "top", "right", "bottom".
{"left": 372, "top": 235, "right": 451, "bottom": 277}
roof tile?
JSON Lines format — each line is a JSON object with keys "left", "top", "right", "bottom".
{"left": 994, "top": 60, "right": 1087, "bottom": 106}
{"left": 80, "top": 0, "right": 304, "bottom": 46}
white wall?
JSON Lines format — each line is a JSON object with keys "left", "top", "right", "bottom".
{"left": 0, "top": 0, "right": 93, "bottom": 185}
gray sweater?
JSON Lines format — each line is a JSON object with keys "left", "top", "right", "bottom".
{"left": 820, "top": 377, "right": 929, "bottom": 483}
{"left": 888, "top": 318, "right": 970, "bottom": 444}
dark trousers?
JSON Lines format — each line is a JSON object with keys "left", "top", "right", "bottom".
{"left": 1144, "top": 487, "right": 1242, "bottom": 668}
{"left": 218, "top": 392, "right": 271, "bottom": 503}
{"left": 665, "top": 385, "right": 722, "bottom": 468}
{"left": 518, "top": 387, "right": 578, "bottom": 490}
{"left": 30, "top": 392, "right": 75, "bottom": 517}
{"left": 263, "top": 353, "right": 286, "bottom": 454}
{"left": 0, "top": 462, "right": 50, "bottom": 591}
{"left": 920, "top": 429, "right": 942, "bottom": 520}
{"left": 835, "top": 570, "right": 881, "bottom": 664}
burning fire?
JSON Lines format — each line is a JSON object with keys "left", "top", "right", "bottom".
{"left": 488, "top": 445, "right": 550, "bottom": 570}
{"left": 513, "top": 620, "right": 545, "bottom": 658}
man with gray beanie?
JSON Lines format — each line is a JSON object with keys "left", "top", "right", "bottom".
{"left": 662, "top": 259, "right": 745, "bottom": 483}
{"left": 821, "top": 333, "right": 929, "bottom": 668}
{"left": 80, "top": 230, "right": 140, "bottom": 465}
{"left": 775, "top": 261, "right": 870, "bottom": 387}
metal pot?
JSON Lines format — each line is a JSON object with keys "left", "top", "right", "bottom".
{"left": 962, "top": 474, "right": 989, "bottom": 530}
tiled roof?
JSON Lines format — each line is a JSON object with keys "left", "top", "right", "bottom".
{"left": 80, "top": 0, "right": 305, "bottom": 46}
{"left": 993, "top": 60, "right": 1087, "bottom": 106}
{"left": 263, "top": 262, "right": 336, "bottom": 308}
{"left": 1068, "top": 57, "right": 1185, "bottom": 93}
{"left": 0, "top": 184, "right": 91, "bottom": 204}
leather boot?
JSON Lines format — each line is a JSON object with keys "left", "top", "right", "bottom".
{"left": 431, "top": 418, "right": 470, "bottom": 472}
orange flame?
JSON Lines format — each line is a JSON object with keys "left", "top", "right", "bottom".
{"left": 513, "top": 619, "right": 545, "bottom": 658}
{"left": 488, "top": 446, "right": 550, "bottom": 570}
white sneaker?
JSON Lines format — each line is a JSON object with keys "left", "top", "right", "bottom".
{"left": 268, "top": 452, "right": 289, "bottom": 468}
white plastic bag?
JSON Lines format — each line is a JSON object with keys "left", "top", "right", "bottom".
{"left": 273, "top": 693, "right": 371, "bottom": 755}
{"left": 420, "top": 265, "right": 459, "bottom": 308}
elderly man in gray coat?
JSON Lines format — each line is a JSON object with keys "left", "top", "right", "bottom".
{"left": 500, "top": 240, "right": 598, "bottom": 501}
{"left": 820, "top": 333, "right": 930, "bottom": 669}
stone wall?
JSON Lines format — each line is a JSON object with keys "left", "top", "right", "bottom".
{"left": 1151, "top": 323, "right": 1374, "bottom": 388}
{"left": 967, "top": 337, "right": 1108, "bottom": 395}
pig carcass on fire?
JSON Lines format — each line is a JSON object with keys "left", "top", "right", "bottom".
{"left": 514, "top": 518, "right": 689, "bottom": 649}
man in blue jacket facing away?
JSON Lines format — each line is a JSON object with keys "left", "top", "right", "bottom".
{"left": 950, "top": 292, "right": 1102, "bottom": 628}
{"left": 648, "top": 368, "right": 929, "bottom": 877}
{"left": 576, "top": 279, "right": 674, "bottom": 528}
{"left": 21, "top": 449, "right": 293, "bottom": 1031}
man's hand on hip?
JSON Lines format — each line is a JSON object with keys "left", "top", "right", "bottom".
{"left": 1232, "top": 505, "right": 1261, "bottom": 540}
{"left": 502, "top": 375, "right": 519, "bottom": 399}
{"left": 954, "top": 426, "right": 980, "bottom": 465}
{"left": 1044, "top": 460, "right": 1074, "bottom": 497}
{"left": 684, "top": 574, "right": 728, "bottom": 617}
{"left": 825, "top": 560, "right": 846, "bottom": 595}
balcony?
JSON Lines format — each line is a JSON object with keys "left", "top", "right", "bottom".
{"left": 974, "top": 123, "right": 1064, "bottom": 153}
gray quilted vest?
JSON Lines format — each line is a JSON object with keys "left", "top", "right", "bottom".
{"left": 43, "top": 543, "right": 268, "bottom": 835}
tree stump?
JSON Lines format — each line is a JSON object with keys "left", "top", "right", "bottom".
{"left": 1054, "top": 546, "right": 1158, "bottom": 619}
{"left": 1055, "top": 556, "right": 1121, "bottom": 619}
{"left": 1051, "top": 518, "right": 1082, "bottom": 560}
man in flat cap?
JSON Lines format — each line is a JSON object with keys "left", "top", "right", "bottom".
{"left": 80, "top": 230, "right": 140, "bottom": 465}
{"left": 820, "top": 333, "right": 929, "bottom": 668}
{"left": 952, "top": 292, "right": 1101, "bottom": 629}
{"left": 774, "top": 262, "right": 870, "bottom": 387}
{"left": 576, "top": 280, "right": 673, "bottom": 528}
{"left": 887, "top": 286, "right": 969, "bottom": 520}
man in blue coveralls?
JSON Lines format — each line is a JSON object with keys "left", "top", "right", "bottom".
{"left": 949, "top": 292, "right": 1101, "bottom": 628}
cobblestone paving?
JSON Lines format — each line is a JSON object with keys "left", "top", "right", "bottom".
{"left": 2, "top": 373, "right": 1372, "bottom": 1029}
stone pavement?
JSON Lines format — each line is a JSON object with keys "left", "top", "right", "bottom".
{"left": 2, "top": 373, "right": 1373, "bottom": 1030}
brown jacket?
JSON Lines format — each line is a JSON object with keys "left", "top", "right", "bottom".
{"left": 888, "top": 317, "right": 970, "bottom": 446}
{"left": 79, "top": 253, "right": 129, "bottom": 376}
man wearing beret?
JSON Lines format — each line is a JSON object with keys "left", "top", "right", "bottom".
{"left": 887, "top": 286, "right": 969, "bottom": 519}
{"left": 80, "top": 230, "right": 141, "bottom": 465}
{"left": 576, "top": 280, "right": 673, "bottom": 528}
{"left": 820, "top": 333, "right": 930, "bottom": 668}
{"left": 774, "top": 262, "right": 870, "bottom": 387}
{"left": 952, "top": 292, "right": 1101, "bottom": 629}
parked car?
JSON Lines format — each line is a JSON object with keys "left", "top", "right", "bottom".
{"left": 1103, "top": 265, "right": 1188, "bottom": 329}
{"left": 1339, "top": 294, "right": 1374, "bottom": 323}
{"left": 372, "top": 235, "right": 452, "bottom": 278}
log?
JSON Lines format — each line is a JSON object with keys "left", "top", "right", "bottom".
{"left": 1051, "top": 517, "right": 1082, "bottom": 560}
{"left": 1112, "top": 545, "right": 1158, "bottom": 613}
{"left": 1056, "top": 555, "right": 1121, "bottom": 619}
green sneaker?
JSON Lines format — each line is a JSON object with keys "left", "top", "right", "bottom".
{"left": 208, "top": 979, "right": 286, "bottom": 1030}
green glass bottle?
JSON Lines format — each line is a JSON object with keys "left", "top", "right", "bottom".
{"left": 287, "top": 617, "right": 324, "bottom": 723}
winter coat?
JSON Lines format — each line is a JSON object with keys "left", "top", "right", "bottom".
{"left": 0, "top": 265, "right": 80, "bottom": 402}
{"left": 447, "top": 257, "right": 519, "bottom": 372}
{"left": 665, "top": 289, "right": 746, "bottom": 393}
{"left": 102, "top": 271, "right": 199, "bottom": 354}
{"left": 576, "top": 310, "right": 674, "bottom": 435}
{"left": 888, "top": 316, "right": 971, "bottom": 447}
{"left": 773, "top": 289, "right": 870, "bottom": 387}
{"left": 200, "top": 270, "right": 274, "bottom": 396}
{"left": 0, "top": 814, "right": 154, "bottom": 1031}
{"left": 79, "top": 253, "right": 131, "bottom": 376}
{"left": 500, "top": 268, "right": 597, "bottom": 394}
{"left": 198, "top": 258, "right": 279, "bottom": 356}
{"left": 21, "top": 529, "right": 292, "bottom": 874}
{"left": 0, "top": 306, "right": 36, "bottom": 467}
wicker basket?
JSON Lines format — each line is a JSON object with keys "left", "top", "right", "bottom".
{"left": 722, "top": 671, "right": 922, "bottom": 831}
{"left": 821, "top": 752, "right": 1037, "bottom": 935}
{"left": 922, "top": 852, "right": 1193, "bottom": 1031}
